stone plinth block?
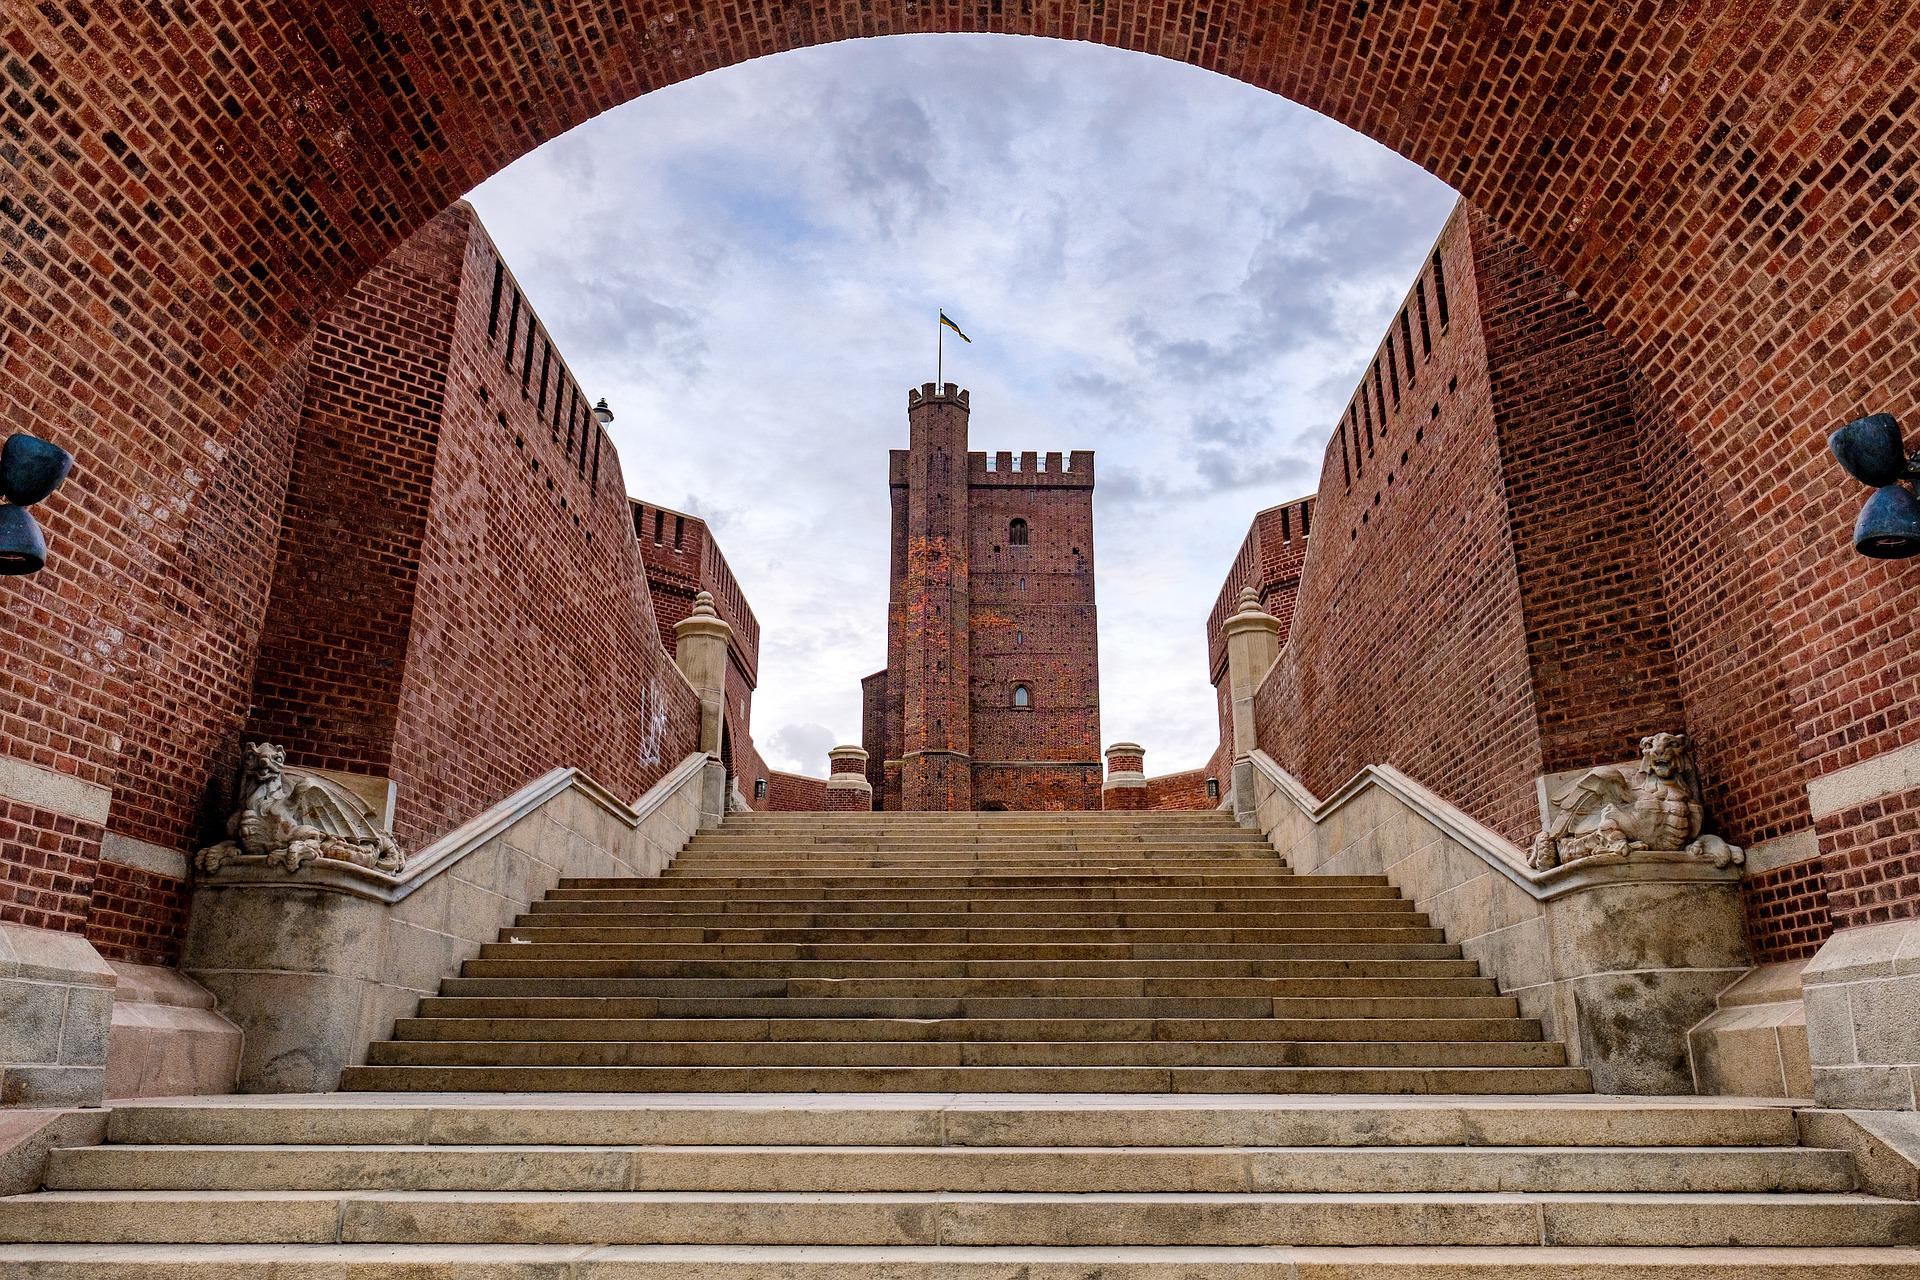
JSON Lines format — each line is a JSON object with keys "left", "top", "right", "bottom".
{"left": 826, "top": 746, "right": 873, "bottom": 813}
{"left": 1803, "top": 916, "right": 1920, "bottom": 1110}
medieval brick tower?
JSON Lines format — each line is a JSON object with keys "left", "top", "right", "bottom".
{"left": 863, "top": 383, "right": 1101, "bottom": 811}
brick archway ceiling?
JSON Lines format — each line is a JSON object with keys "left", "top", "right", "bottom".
{"left": 2, "top": 3, "right": 1917, "bottom": 834}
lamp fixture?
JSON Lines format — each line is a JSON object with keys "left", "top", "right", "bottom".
{"left": 592, "top": 397, "right": 614, "bottom": 426}
{"left": 0, "top": 433, "right": 74, "bottom": 576}
{"left": 1829, "top": 413, "right": 1920, "bottom": 559}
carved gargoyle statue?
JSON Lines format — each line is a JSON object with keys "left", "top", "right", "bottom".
{"left": 1528, "top": 732, "right": 1744, "bottom": 871}
{"left": 195, "top": 742, "right": 406, "bottom": 876}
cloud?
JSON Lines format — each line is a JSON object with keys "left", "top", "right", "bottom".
{"left": 468, "top": 34, "right": 1456, "bottom": 777}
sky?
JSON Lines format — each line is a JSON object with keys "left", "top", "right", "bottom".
{"left": 467, "top": 34, "right": 1456, "bottom": 779}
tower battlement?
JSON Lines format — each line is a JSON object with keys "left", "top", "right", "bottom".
{"left": 969, "top": 450, "right": 1095, "bottom": 487}
{"left": 908, "top": 382, "right": 970, "bottom": 410}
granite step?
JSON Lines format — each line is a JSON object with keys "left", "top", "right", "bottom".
{"left": 335, "top": 1064, "right": 1596, "bottom": 1092}
{"left": 388, "top": 1014, "right": 1541, "bottom": 1042}
{"left": 1, "top": 1188, "right": 1908, "bottom": 1248}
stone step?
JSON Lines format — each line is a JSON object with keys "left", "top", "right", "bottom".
{"left": 389, "top": 1015, "right": 1542, "bottom": 1042}
{"left": 666, "top": 859, "right": 1288, "bottom": 870}
{"left": 625, "top": 874, "right": 1324, "bottom": 888}
{"left": 41, "top": 1143, "right": 1857, "bottom": 1194}
{"left": 468, "top": 927, "right": 1451, "bottom": 945}
{"left": 95, "top": 1097, "right": 1812, "bottom": 1149}
{"left": 1, "top": 1188, "right": 1905, "bottom": 1247}
{"left": 437, "top": 957, "right": 1490, "bottom": 982}
{"left": 8, "top": 1243, "right": 1920, "bottom": 1277}
{"left": 439, "top": 942, "right": 1472, "bottom": 961}
{"left": 335, "top": 1064, "right": 1596, "bottom": 1093}
{"left": 413, "top": 995, "right": 1521, "bottom": 1020}
{"left": 442, "top": 975, "right": 1501, "bottom": 999}
{"left": 502, "top": 910, "right": 1429, "bottom": 930}
{"left": 537, "top": 886, "right": 1408, "bottom": 904}
{"left": 360, "top": 1039, "right": 1568, "bottom": 1069}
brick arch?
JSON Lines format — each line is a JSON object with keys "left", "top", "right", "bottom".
{"left": 2, "top": 5, "right": 1917, "bottom": 917}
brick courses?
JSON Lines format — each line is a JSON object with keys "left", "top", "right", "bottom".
{"left": 4, "top": 5, "right": 1920, "bottom": 952}
{"left": 765, "top": 771, "right": 829, "bottom": 811}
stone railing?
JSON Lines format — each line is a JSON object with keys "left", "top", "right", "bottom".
{"left": 1243, "top": 750, "right": 1749, "bottom": 1094}
{"left": 184, "top": 752, "right": 710, "bottom": 1092}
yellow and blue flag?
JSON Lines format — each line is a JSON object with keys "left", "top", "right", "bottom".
{"left": 939, "top": 311, "right": 972, "bottom": 343}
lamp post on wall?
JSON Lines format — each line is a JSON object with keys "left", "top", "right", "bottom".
{"left": 1830, "top": 413, "right": 1920, "bottom": 559}
{"left": 0, "top": 433, "right": 74, "bottom": 576}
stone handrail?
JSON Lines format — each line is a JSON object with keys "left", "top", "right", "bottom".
{"left": 1245, "top": 750, "right": 1741, "bottom": 900}
{"left": 192, "top": 753, "right": 708, "bottom": 903}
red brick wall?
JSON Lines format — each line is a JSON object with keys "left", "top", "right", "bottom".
{"left": 766, "top": 772, "right": 829, "bottom": 811}
{"left": 1817, "top": 784, "right": 1920, "bottom": 932}
{"left": 967, "top": 450, "right": 1101, "bottom": 811}
{"left": 248, "top": 206, "right": 701, "bottom": 853}
{"left": 860, "top": 669, "right": 889, "bottom": 804}
{"left": 1143, "top": 770, "right": 1215, "bottom": 811}
{"left": 85, "top": 862, "right": 189, "bottom": 968}
{"left": 1252, "top": 206, "right": 1688, "bottom": 845}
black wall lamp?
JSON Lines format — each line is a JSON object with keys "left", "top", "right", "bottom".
{"left": 1830, "top": 413, "right": 1920, "bottom": 559}
{"left": 0, "top": 433, "right": 74, "bottom": 576}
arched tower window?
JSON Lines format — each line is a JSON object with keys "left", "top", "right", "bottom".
{"left": 1009, "top": 518, "right": 1029, "bottom": 547}
{"left": 1011, "top": 684, "right": 1031, "bottom": 708}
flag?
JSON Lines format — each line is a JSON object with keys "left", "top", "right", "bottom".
{"left": 939, "top": 311, "right": 972, "bottom": 343}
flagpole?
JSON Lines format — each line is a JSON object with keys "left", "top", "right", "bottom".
{"left": 937, "top": 310, "right": 943, "bottom": 391}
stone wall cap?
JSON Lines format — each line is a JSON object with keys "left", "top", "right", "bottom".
{"left": 1803, "top": 916, "right": 1920, "bottom": 986}
{"left": 0, "top": 921, "right": 116, "bottom": 987}
{"left": 1105, "top": 742, "right": 1146, "bottom": 756}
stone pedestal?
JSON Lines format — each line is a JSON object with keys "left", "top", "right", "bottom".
{"left": 825, "top": 745, "right": 873, "bottom": 812}
{"left": 1222, "top": 589, "right": 1282, "bottom": 825}
{"left": 103, "top": 961, "right": 242, "bottom": 1100}
{"left": 1102, "top": 742, "right": 1148, "bottom": 810}
{"left": 674, "top": 591, "right": 733, "bottom": 829}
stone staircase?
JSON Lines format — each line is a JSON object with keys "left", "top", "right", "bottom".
{"left": 346, "top": 808, "right": 1586, "bottom": 1093}
{"left": 2, "top": 810, "right": 1917, "bottom": 1274}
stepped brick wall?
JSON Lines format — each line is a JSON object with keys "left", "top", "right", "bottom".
{"left": 34, "top": 204, "right": 708, "bottom": 965}
{"left": 872, "top": 388, "right": 1102, "bottom": 811}
{"left": 1238, "top": 204, "right": 1854, "bottom": 960}
{"left": 630, "top": 499, "right": 769, "bottom": 807}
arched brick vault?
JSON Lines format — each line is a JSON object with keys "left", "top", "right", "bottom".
{"left": 1, "top": 4, "right": 1917, "bottom": 884}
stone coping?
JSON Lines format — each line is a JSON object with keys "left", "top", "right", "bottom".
{"left": 1246, "top": 751, "right": 1742, "bottom": 902}
{"left": 189, "top": 753, "right": 708, "bottom": 906}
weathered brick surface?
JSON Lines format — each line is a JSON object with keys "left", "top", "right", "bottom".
{"left": 1817, "top": 784, "right": 1920, "bottom": 931}
{"left": 0, "top": 799, "right": 101, "bottom": 935}
{"left": 86, "top": 862, "right": 188, "bottom": 967}
{"left": 1744, "top": 856, "right": 1835, "bottom": 962}
{"left": 874, "top": 391, "right": 1101, "bottom": 810}
{"left": 1144, "top": 770, "right": 1215, "bottom": 811}
{"left": 5, "top": 5, "right": 1920, "bottom": 942}
{"left": 766, "top": 772, "right": 829, "bottom": 812}
{"left": 1251, "top": 206, "right": 1689, "bottom": 845}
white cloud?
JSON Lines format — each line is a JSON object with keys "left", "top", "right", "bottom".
{"left": 468, "top": 34, "right": 1455, "bottom": 779}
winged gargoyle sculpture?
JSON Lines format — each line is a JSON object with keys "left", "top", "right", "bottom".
{"left": 1528, "top": 732, "right": 1743, "bottom": 871}
{"left": 195, "top": 742, "right": 405, "bottom": 875}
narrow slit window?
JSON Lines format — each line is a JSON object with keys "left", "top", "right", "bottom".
{"left": 1009, "top": 518, "right": 1029, "bottom": 547}
{"left": 1372, "top": 362, "right": 1388, "bottom": 433}
{"left": 1011, "top": 684, "right": 1031, "bottom": 708}
{"left": 1416, "top": 281, "right": 1433, "bottom": 356}
{"left": 1386, "top": 340, "right": 1401, "bottom": 405}
{"left": 536, "top": 344, "right": 551, "bottom": 414}
{"left": 1432, "top": 250, "right": 1450, "bottom": 326}
{"left": 487, "top": 260, "right": 505, "bottom": 339}
{"left": 520, "top": 325, "right": 535, "bottom": 393}
{"left": 1399, "top": 310, "right": 1415, "bottom": 377}
{"left": 503, "top": 290, "right": 521, "bottom": 370}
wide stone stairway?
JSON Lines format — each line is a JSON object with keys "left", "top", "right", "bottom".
{"left": 2, "top": 810, "right": 1917, "bottom": 1275}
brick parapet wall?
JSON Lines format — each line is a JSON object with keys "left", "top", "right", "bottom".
{"left": 766, "top": 772, "right": 829, "bottom": 811}
{"left": 1143, "top": 770, "right": 1214, "bottom": 811}
{"left": 1253, "top": 206, "right": 1550, "bottom": 843}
